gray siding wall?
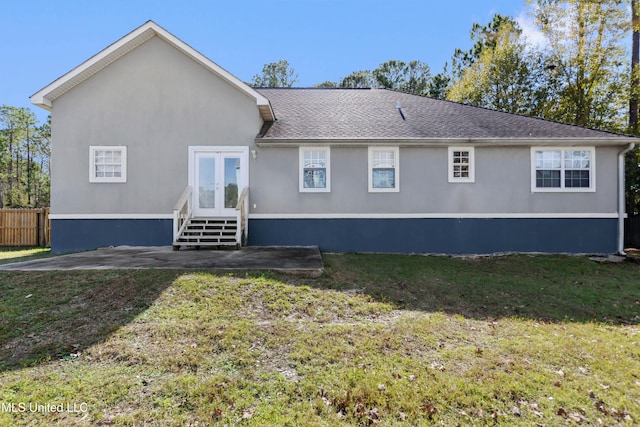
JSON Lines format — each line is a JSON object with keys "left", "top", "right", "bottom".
{"left": 49, "top": 34, "right": 620, "bottom": 218}
{"left": 250, "top": 145, "right": 619, "bottom": 215}
{"left": 51, "top": 36, "right": 263, "bottom": 215}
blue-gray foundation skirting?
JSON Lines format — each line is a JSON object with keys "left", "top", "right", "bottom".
{"left": 51, "top": 219, "right": 173, "bottom": 253}
{"left": 247, "top": 218, "right": 618, "bottom": 254}
{"left": 51, "top": 217, "right": 617, "bottom": 254}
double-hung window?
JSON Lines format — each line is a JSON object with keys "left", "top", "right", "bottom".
{"left": 448, "top": 147, "right": 475, "bottom": 183}
{"left": 90, "top": 146, "right": 127, "bottom": 183}
{"left": 368, "top": 147, "right": 399, "bottom": 192}
{"left": 299, "top": 147, "right": 330, "bottom": 192}
{"left": 531, "top": 147, "right": 595, "bottom": 192}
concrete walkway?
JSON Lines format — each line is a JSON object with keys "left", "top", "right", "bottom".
{"left": 0, "top": 246, "right": 324, "bottom": 273}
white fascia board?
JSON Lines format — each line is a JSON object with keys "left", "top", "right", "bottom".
{"left": 30, "top": 21, "right": 274, "bottom": 121}
{"left": 31, "top": 22, "right": 157, "bottom": 109}
{"left": 49, "top": 214, "right": 174, "bottom": 220}
{"left": 50, "top": 212, "right": 621, "bottom": 220}
{"left": 249, "top": 213, "right": 620, "bottom": 219}
{"left": 255, "top": 137, "right": 636, "bottom": 148}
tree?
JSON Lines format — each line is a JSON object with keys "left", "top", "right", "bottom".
{"left": 32, "top": 116, "right": 51, "bottom": 207}
{"left": 314, "top": 81, "right": 338, "bottom": 88}
{"left": 339, "top": 70, "right": 374, "bottom": 88}
{"left": 401, "top": 60, "right": 431, "bottom": 95}
{"left": 372, "top": 60, "right": 407, "bottom": 90}
{"left": 17, "top": 108, "right": 38, "bottom": 206}
{"left": 372, "top": 60, "right": 431, "bottom": 95}
{"left": 530, "top": 0, "right": 630, "bottom": 130}
{"left": 434, "top": 14, "right": 534, "bottom": 104}
{"left": 628, "top": 0, "right": 640, "bottom": 216}
{"left": 449, "top": 14, "right": 520, "bottom": 80}
{"left": 446, "top": 16, "right": 541, "bottom": 114}
{"left": 251, "top": 60, "right": 298, "bottom": 87}
{"left": 0, "top": 106, "right": 22, "bottom": 207}
{"left": 426, "top": 67, "right": 451, "bottom": 99}
{"left": 630, "top": 0, "right": 639, "bottom": 133}
{"left": 0, "top": 106, "right": 50, "bottom": 208}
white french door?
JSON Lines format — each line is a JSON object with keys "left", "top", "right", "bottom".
{"left": 189, "top": 147, "right": 248, "bottom": 217}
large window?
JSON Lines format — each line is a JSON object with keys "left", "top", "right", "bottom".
{"left": 299, "top": 147, "right": 330, "bottom": 192}
{"left": 531, "top": 147, "right": 595, "bottom": 192}
{"left": 448, "top": 147, "right": 475, "bottom": 183}
{"left": 368, "top": 147, "right": 399, "bottom": 192}
{"left": 90, "top": 146, "right": 127, "bottom": 183}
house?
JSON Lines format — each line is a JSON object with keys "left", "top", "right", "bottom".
{"left": 31, "top": 21, "right": 636, "bottom": 255}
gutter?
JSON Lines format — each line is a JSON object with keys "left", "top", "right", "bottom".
{"left": 618, "top": 142, "right": 636, "bottom": 255}
{"left": 255, "top": 137, "right": 635, "bottom": 148}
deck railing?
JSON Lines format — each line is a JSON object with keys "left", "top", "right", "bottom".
{"left": 174, "top": 185, "right": 247, "bottom": 247}
{"left": 235, "top": 187, "right": 249, "bottom": 246}
{"left": 173, "top": 186, "right": 192, "bottom": 242}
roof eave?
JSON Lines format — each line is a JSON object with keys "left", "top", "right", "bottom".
{"left": 31, "top": 97, "right": 52, "bottom": 111}
{"left": 255, "top": 137, "right": 638, "bottom": 147}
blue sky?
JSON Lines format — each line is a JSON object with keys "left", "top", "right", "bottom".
{"left": 1, "top": 0, "right": 530, "bottom": 123}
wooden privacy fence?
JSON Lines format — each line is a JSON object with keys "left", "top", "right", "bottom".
{"left": 0, "top": 208, "right": 50, "bottom": 247}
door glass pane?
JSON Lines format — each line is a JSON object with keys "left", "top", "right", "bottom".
{"left": 198, "top": 156, "right": 216, "bottom": 209}
{"left": 224, "top": 157, "right": 240, "bottom": 208}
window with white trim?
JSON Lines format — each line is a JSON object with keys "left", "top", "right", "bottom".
{"left": 531, "top": 147, "right": 595, "bottom": 192}
{"left": 90, "top": 146, "right": 127, "bottom": 183}
{"left": 299, "top": 147, "right": 330, "bottom": 192}
{"left": 368, "top": 147, "right": 399, "bottom": 192}
{"left": 448, "top": 147, "right": 475, "bottom": 183}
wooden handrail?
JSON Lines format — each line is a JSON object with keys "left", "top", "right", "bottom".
{"left": 173, "top": 186, "right": 193, "bottom": 242}
{"left": 235, "top": 187, "right": 249, "bottom": 211}
{"left": 174, "top": 185, "right": 193, "bottom": 211}
{"left": 235, "top": 187, "right": 249, "bottom": 246}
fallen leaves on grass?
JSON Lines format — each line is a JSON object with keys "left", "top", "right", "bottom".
{"left": 557, "top": 407, "right": 588, "bottom": 423}
{"left": 421, "top": 399, "right": 438, "bottom": 419}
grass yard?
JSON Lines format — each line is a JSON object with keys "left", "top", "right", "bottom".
{"left": 0, "top": 253, "right": 638, "bottom": 426}
{"left": 0, "top": 247, "right": 51, "bottom": 264}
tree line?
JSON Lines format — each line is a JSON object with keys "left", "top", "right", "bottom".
{"left": 0, "top": 106, "right": 50, "bottom": 208}
{"left": 251, "top": 0, "right": 640, "bottom": 214}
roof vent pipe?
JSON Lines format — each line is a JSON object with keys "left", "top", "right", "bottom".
{"left": 396, "top": 101, "right": 406, "bottom": 120}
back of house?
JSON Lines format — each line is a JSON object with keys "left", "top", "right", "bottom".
{"left": 31, "top": 21, "right": 636, "bottom": 254}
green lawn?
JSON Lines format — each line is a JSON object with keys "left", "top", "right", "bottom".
{"left": 0, "top": 253, "right": 638, "bottom": 426}
{"left": 0, "top": 247, "right": 51, "bottom": 264}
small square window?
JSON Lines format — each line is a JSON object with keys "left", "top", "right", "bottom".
{"left": 90, "top": 146, "right": 127, "bottom": 183}
{"left": 448, "top": 147, "right": 475, "bottom": 183}
{"left": 368, "top": 147, "right": 399, "bottom": 192}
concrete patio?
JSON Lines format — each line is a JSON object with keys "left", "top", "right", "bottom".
{"left": 0, "top": 246, "right": 324, "bottom": 274}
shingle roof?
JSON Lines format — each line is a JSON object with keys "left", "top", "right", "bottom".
{"left": 255, "top": 88, "right": 634, "bottom": 142}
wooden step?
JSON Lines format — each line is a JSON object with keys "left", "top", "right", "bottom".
{"left": 173, "top": 217, "right": 240, "bottom": 249}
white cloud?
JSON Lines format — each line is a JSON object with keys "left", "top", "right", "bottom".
{"left": 515, "top": 10, "right": 547, "bottom": 49}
